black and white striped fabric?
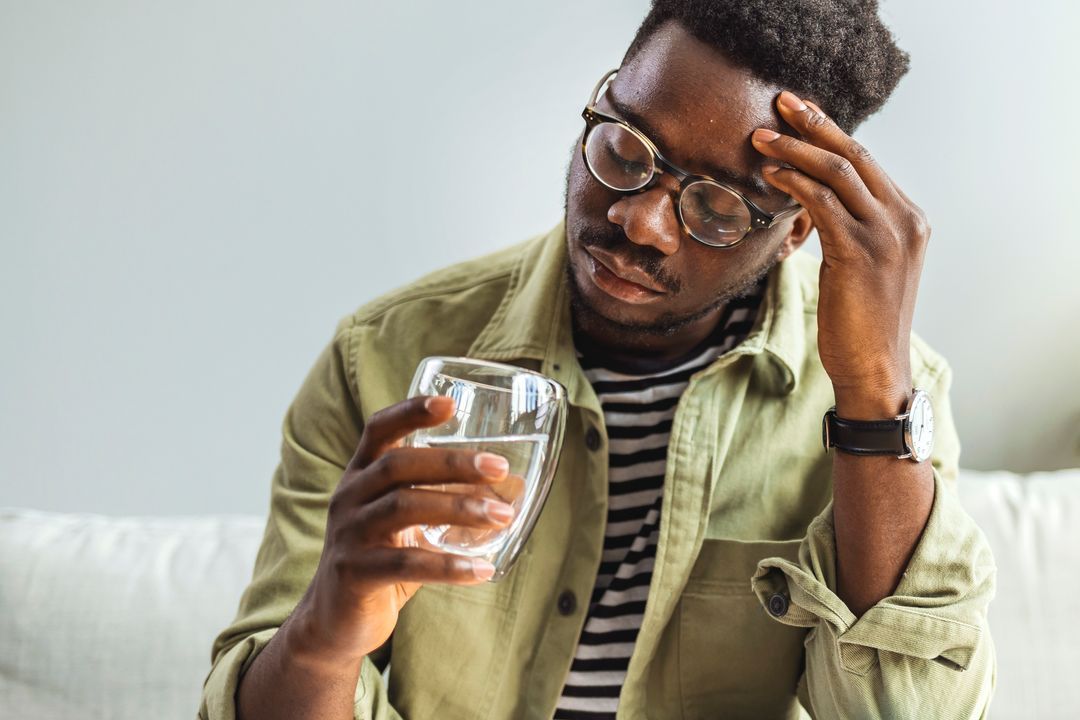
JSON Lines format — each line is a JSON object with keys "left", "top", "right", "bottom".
{"left": 553, "top": 283, "right": 765, "bottom": 719}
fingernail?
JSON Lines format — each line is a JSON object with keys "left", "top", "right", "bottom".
{"left": 483, "top": 499, "right": 515, "bottom": 524}
{"left": 762, "top": 164, "right": 780, "bottom": 175}
{"left": 471, "top": 559, "right": 496, "bottom": 581}
{"left": 779, "top": 91, "right": 807, "bottom": 111}
{"left": 424, "top": 396, "right": 454, "bottom": 413}
{"left": 475, "top": 452, "right": 509, "bottom": 478}
{"left": 754, "top": 128, "right": 781, "bottom": 143}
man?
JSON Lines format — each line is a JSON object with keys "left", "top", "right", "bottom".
{"left": 200, "top": 1, "right": 995, "bottom": 718}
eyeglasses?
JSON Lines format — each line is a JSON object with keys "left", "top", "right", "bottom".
{"left": 581, "top": 69, "right": 802, "bottom": 249}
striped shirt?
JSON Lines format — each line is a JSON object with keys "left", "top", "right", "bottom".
{"left": 553, "top": 282, "right": 765, "bottom": 719}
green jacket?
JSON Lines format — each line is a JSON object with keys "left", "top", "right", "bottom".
{"left": 200, "top": 220, "right": 995, "bottom": 719}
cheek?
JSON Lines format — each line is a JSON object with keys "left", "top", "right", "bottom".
{"left": 677, "top": 235, "right": 783, "bottom": 294}
{"left": 566, "top": 154, "right": 587, "bottom": 207}
{"left": 567, "top": 151, "right": 616, "bottom": 221}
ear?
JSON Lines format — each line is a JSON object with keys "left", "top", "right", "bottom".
{"left": 774, "top": 209, "right": 814, "bottom": 262}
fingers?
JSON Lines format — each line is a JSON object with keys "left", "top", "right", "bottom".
{"left": 488, "top": 473, "right": 526, "bottom": 506}
{"left": 352, "top": 546, "right": 496, "bottom": 585}
{"left": 806, "top": 98, "right": 908, "bottom": 203}
{"left": 349, "top": 395, "right": 456, "bottom": 470}
{"left": 352, "top": 486, "right": 515, "bottom": 543}
{"left": 752, "top": 128, "right": 876, "bottom": 221}
{"left": 343, "top": 445, "right": 510, "bottom": 505}
{"left": 772, "top": 91, "right": 894, "bottom": 199}
{"left": 410, "top": 474, "right": 527, "bottom": 507}
{"left": 761, "top": 164, "right": 853, "bottom": 240}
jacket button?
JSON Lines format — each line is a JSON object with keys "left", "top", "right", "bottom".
{"left": 557, "top": 590, "right": 577, "bottom": 616}
{"left": 585, "top": 427, "right": 602, "bottom": 452}
{"left": 767, "top": 592, "right": 789, "bottom": 618}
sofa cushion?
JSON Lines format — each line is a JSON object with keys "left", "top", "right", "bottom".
{"left": 0, "top": 509, "right": 263, "bottom": 720}
{"left": 956, "top": 468, "right": 1080, "bottom": 719}
{"left": 1, "top": 467, "right": 1078, "bottom": 719}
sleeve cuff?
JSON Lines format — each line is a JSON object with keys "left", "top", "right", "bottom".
{"left": 199, "top": 630, "right": 398, "bottom": 720}
{"left": 751, "top": 468, "right": 995, "bottom": 675}
{"left": 198, "top": 629, "right": 277, "bottom": 720}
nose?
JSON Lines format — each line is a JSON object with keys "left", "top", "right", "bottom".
{"left": 606, "top": 172, "right": 683, "bottom": 256}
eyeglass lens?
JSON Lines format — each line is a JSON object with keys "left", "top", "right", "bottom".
{"left": 584, "top": 121, "right": 752, "bottom": 246}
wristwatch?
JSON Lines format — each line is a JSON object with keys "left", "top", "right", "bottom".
{"left": 821, "top": 388, "right": 935, "bottom": 462}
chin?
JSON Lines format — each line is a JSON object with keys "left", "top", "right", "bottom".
{"left": 566, "top": 255, "right": 716, "bottom": 340}
{"left": 567, "top": 247, "right": 661, "bottom": 324}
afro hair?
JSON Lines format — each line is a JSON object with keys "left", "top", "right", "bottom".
{"left": 624, "top": 0, "right": 910, "bottom": 133}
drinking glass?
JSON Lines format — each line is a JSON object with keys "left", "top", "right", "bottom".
{"left": 403, "top": 356, "right": 566, "bottom": 580}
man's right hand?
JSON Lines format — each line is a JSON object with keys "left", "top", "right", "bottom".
{"left": 286, "top": 394, "right": 515, "bottom": 666}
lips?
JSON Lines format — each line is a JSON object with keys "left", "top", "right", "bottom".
{"left": 582, "top": 247, "right": 669, "bottom": 305}
{"left": 585, "top": 247, "right": 667, "bottom": 294}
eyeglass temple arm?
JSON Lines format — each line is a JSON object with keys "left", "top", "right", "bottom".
{"left": 588, "top": 69, "right": 620, "bottom": 107}
{"left": 766, "top": 204, "right": 804, "bottom": 227}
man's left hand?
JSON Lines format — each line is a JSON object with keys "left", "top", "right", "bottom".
{"left": 752, "top": 91, "right": 929, "bottom": 419}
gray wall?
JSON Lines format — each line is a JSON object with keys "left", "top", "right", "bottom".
{"left": 3, "top": 1, "right": 1078, "bottom": 516}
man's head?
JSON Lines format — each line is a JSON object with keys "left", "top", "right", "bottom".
{"left": 564, "top": 0, "right": 909, "bottom": 352}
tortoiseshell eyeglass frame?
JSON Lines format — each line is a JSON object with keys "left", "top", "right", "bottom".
{"left": 581, "top": 68, "right": 803, "bottom": 249}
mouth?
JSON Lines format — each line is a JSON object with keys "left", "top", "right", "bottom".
{"left": 583, "top": 247, "right": 668, "bottom": 304}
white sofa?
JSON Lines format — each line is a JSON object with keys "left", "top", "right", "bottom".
{"left": 1, "top": 468, "right": 1078, "bottom": 720}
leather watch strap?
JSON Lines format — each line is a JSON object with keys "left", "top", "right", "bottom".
{"left": 822, "top": 407, "right": 907, "bottom": 456}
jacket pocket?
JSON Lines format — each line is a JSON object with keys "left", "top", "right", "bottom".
{"left": 677, "top": 538, "right": 808, "bottom": 720}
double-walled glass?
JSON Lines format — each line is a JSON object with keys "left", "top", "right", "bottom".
{"left": 403, "top": 357, "right": 567, "bottom": 581}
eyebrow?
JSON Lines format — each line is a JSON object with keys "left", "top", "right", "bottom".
{"left": 606, "top": 92, "right": 773, "bottom": 198}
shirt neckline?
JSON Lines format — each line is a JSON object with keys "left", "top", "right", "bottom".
{"left": 573, "top": 277, "right": 766, "bottom": 378}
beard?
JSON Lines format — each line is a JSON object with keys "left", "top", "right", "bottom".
{"left": 561, "top": 150, "right": 780, "bottom": 342}
{"left": 564, "top": 215, "right": 777, "bottom": 340}
{"left": 565, "top": 255, "right": 773, "bottom": 339}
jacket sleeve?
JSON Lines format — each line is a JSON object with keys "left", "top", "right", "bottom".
{"left": 751, "top": 362, "right": 997, "bottom": 719}
{"left": 197, "top": 315, "right": 404, "bottom": 720}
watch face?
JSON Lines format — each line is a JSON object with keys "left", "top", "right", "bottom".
{"left": 907, "top": 391, "right": 935, "bottom": 462}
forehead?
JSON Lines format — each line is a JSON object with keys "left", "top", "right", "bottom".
{"left": 608, "top": 21, "right": 786, "bottom": 195}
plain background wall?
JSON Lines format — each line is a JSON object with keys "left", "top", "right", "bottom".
{"left": 3, "top": 1, "right": 1078, "bottom": 516}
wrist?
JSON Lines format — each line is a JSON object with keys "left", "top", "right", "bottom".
{"left": 282, "top": 600, "right": 366, "bottom": 673}
{"left": 832, "top": 381, "right": 911, "bottom": 420}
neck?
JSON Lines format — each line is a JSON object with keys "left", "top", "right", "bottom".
{"left": 571, "top": 303, "right": 728, "bottom": 375}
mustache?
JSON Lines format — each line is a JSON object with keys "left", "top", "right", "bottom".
{"left": 578, "top": 225, "right": 682, "bottom": 294}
